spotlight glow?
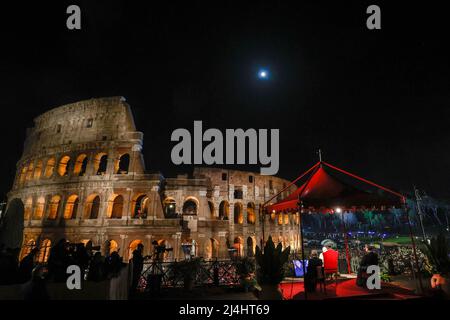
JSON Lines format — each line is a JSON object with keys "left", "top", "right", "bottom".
{"left": 335, "top": 207, "right": 342, "bottom": 213}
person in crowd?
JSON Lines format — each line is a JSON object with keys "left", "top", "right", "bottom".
{"left": 304, "top": 250, "right": 323, "bottom": 293}
{"left": 74, "top": 243, "right": 90, "bottom": 274}
{"left": 87, "top": 251, "right": 106, "bottom": 282}
{"left": 0, "top": 246, "right": 20, "bottom": 285}
{"left": 18, "top": 247, "right": 39, "bottom": 283}
{"left": 105, "top": 251, "right": 124, "bottom": 278}
{"left": 47, "top": 239, "right": 71, "bottom": 282}
{"left": 130, "top": 243, "right": 145, "bottom": 293}
{"left": 356, "top": 244, "right": 379, "bottom": 287}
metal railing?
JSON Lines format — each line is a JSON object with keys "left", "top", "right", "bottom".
{"left": 138, "top": 259, "right": 244, "bottom": 290}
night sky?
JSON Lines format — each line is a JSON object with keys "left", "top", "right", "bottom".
{"left": 0, "top": 1, "right": 449, "bottom": 200}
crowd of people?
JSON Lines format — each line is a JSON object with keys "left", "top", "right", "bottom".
{"left": 0, "top": 239, "right": 126, "bottom": 287}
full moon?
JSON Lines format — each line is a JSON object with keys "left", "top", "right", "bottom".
{"left": 258, "top": 69, "right": 269, "bottom": 79}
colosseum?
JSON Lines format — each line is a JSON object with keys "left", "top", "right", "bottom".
{"left": 5, "top": 96, "right": 301, "bottom": 263}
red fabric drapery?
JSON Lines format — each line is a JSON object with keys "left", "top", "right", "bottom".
{"left": 266, "top": 162, "right": 404, "bottom": 213}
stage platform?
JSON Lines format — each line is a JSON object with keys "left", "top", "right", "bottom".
{"left": 279, "top": 278, "right": 421, "bottom": 300}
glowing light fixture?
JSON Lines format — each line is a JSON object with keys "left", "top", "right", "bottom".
{"left": 335, "top": 207, "right": 342, "bottom": 213}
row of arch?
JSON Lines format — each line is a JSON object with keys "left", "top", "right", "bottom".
{"left": 20, "top": 232, "right": 300, "bottom": 264}
{"left": 18, "top": 152, "right": 131, "bottom": 185}
{"left": 23, "top": 192, "right": 150, "bottom": 220}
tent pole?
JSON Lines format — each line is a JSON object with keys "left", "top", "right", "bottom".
{"left": 299, "top": 202, "right": 307, "bottom": 300}
{"left": 404, "top": 202, "right": 424, "bottom": 294}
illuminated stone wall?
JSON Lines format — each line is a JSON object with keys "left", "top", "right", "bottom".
{"left": 6, "top": 97, "right": 301, "bottom": 262}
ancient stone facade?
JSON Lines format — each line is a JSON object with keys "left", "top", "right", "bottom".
{"left": 7, "top": 97, "right": 301, "bottom": 262}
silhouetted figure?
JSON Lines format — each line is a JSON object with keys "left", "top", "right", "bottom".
{"left": 357, "top": 244, "right": 379, "bottom": 288}
{"left": 88, "top": 252, "right": 106, "bottom": 282}
{"left": 18, "top": 247, "right": 39, "bottom": 283}
{"left": 0, "top": 247, "right": 20, "bottom": 285}
{"left": 105, "top": 251, "right": 124, "bottom": 278}
{"left": 130, "top": 243, "right": 144, "bottom": 293}
{"left": 48, "top": 239, "right": 71, "bottom": 282}
{"left": 24, "top": 265, "right": 49, "bottom": 300}
{"left": 304, "top": 250, "right": 323, "bottom": 293}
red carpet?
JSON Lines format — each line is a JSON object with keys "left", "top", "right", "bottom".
{"left": 279, "top": 278, "right": 419, "bottom": 300}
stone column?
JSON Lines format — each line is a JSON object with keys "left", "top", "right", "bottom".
{"left": 119, "top": 234, "right": 128, "bottom": 259}
{"left": 145, "top": 234, "right": 153, "bottom": 257}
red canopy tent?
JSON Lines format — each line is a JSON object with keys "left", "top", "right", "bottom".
{"left": 261, "top": 160, "right": 422, "bottom": 295}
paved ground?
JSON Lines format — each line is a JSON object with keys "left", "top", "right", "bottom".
{"left": 133, "top": 286, "right": 258, "bottom": 300}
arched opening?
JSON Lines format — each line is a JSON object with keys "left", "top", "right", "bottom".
{"left": 24, "top": 197, "right": 33, "bottom": 220}
{"left": 64, "top": 194, "right": 79, "bottom": 219}
{"left": 73, "top": 154, "right": 88, "bottom": 176}
{"left": 108, "top": 194, "right": 124, "bottom": 219}
{"left": 20, "top": 239, "right": 36, "bottom": 261}
{"left": 247, "top": 202, "right": 256, "bottom": 224}
{"left": 85, "top": 194, "right": 100, "bottom": 219}
{"left": 219, "top": 201, "right": 229, "bottom": 220}
{"left": 132, "top": 194, "right": 149, "bottom": 218}
{"left": 128, "top": 239, "right": 143, "bottom": 260}
{"left": 37, "top": 239, "right": 51, "bottom": 263}
{"left": 234, "top": 202, "right": 243, "bottom": 224}
{"left": 208, "top": 201, "right": 215, "bottom": 218}
{"left": 94, "top": 153, "right": 108, "bottom": 175}
{"left": 278, "top": 213, "right": 283, "bottom": 225}
{"left": 284, "top": 213, "right": 290, "bottom": 225}
{"left": 19, "top": 166, "right": 27, "bottom": 185}
{"left": 26, "top": 162, "right": 34, "bottom": 181}
{"left": 247, "top": 237, "right": 255, "bottom": 257}
{"left": 33, "top": 160, "right": 43, "bottom": 179}
{"left": 233, "top": 237, "right": 243, "bottom": 257}
{"left": 163, "top": 198, "right": 177, "bottom": 218}
{"left": 182, "top": 198, "right": 198, "bottom": 215}
{"left": 116, "top": 153, "right": 130, "bottom": 174}
{"left": 47, "top": 195, "right": 61, "bottom": 220}
{"left": 109, "top": 240, "right": 119, "bottom": 254}
{"left": 57, "top": 155, "right": 71, "bottom": 176}
{"left": 33, "top": 196, "right": 45, "bottom": 220}
{"left": 44, "top": 158, "right": 56, "bottom": 178}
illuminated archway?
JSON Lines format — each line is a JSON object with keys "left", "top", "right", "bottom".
{"left": 47, "top": 195, "right": 61, "bottom": 220}
{"left": 94, "top": 152, "right": 108, "bottom": 175}
{"left": 182, "top": 197, "right": 198, "bottom": 215}
{"left": 37, "top": 239, "right": 51, "bottom": 263}
{"left": 26, "top": 162, "right": 34, "bottom": 181}
{"left": 108, "top": 194, "right": 124, "bottom": 219}
{"left": 33, "top": 196, "right": 45, "bottom": 220}
{"left": 219, "top": 201, "right": 229, "bottom": 220}
{"left": 44, "top": 158, "right": 56, "bottom": 177}
{"left": 24, "top": 197, "right": 33, "bottom": 220}
{"left": 63, "top": 194, "right": 79, "bottom": 219}
{"left": 128, "top": 239, "right": 143, "bottom": 260}
{"left": 19, "top": 166, "right": 27, "bottom": 185}
{"left": 132, "top": 194, "right": 149, "bottom": 218}
{"left": 85, "top": 194, "right": 100, "bottom": 219}
{"left": 20, "top": 239, "right": 36, "bottom": 261}
{"left": 58, "top": 155, "right": 71, "bottom": 176}
{"left": 234, "top": 202, "right": 243, "bottom": 224}
{"left": 115, "top": 153, "right": 130, "bottom": 174}
{"left": 247, "top": 202, "right": 256, "bottom": 224}
{"left": 233, "top": 237, "right": 243, "bottom": 257}
{"left": 73, "top": 154, "right": 88, "bottom": 176}
{"left": 33, "top": 160, "right": 43, "bottom": 179}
